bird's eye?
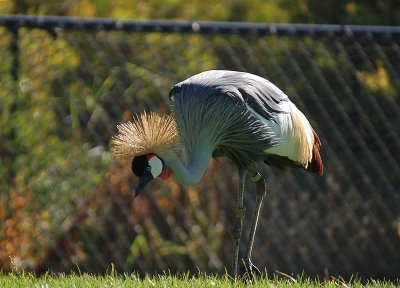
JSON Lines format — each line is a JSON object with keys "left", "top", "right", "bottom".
{"left": 146, "top": 166, "right": 151, "bottom": 171}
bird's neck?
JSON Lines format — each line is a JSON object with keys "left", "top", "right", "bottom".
{"left": 161, "top": 148, "right": 212, "bottom": 187}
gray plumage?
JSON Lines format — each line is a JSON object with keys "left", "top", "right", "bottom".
{"left": 170, "top": 70, "right": 289, "bottom": 168}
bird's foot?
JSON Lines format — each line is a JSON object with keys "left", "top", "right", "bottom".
{"left": 239, "top": 258, "right": 262, "bottom": 279}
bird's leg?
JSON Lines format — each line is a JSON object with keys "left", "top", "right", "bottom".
{"left": 240, "top": 169, "right": 266, "bottom": 277}
{"left": 231, "top": 166, "right": 246, "bottom": 280}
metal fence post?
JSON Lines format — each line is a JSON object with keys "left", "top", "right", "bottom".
{"left": 3, "top": 26, "right": 20, "bottom": 222}
{"left": 9, "top": 26, "right": 19, "bottom": 82}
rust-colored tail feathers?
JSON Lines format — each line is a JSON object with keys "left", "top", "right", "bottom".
{"left": 309, "top": 129, "right": 323, "bottom": 176}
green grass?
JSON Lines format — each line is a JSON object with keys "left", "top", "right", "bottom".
{"left": 1, "top": 271, "right": 399, "bottom": 288}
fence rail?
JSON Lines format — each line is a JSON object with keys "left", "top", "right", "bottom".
{"left": 0, "top": 15, "right": 399, "bottom": 279}
{"left": 1, "top": 15, "right": 400, "bottom": 37}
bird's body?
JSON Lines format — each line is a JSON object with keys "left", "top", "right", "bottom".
{"left": 170, "top": 70, "right": 322, "bottom": 176}
{"left": 111, "top": 70, "right": 323, "bottom": 278}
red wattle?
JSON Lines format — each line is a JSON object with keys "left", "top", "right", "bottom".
{"left": 159, "top": 169, "right": 172, "bottom": 180}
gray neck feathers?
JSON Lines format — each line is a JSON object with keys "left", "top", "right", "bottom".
{"left": 171, "top": 81, "right": 278, "bottom": 169}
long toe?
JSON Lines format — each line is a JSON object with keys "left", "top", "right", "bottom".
{"left": 239, "top": 259, "right": 262, "bottom": 279}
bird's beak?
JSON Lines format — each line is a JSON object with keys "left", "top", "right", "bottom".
{"left": 135, "top": 170, "right": 154, "bottom": 197}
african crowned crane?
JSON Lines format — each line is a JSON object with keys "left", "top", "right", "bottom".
{"left": 111, "top": 70, "right": 323, "bottom": 279}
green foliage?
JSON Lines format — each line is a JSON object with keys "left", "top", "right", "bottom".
{"left": 1, "top": 0, "right": 399, "bottom": 24}
{"left": 0, "top": 27, "right": 113, "bottom": 269}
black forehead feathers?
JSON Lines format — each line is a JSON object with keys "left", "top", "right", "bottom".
{"left": 131, "top": 155, "right": 148, "bottom": 177}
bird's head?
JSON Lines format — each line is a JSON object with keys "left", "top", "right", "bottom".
{"left": 131, "top": 154, "right": 172, "bottom": 197}
{"left": 110, "top": 112, "right": 180, "bottom": 197}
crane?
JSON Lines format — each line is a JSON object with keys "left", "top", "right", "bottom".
{"left": 111, "top": 70, "right": 323, "bottom": 279}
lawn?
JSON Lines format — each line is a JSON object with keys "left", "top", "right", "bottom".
{"left": 1, "top": 271, "right": 399, "bottom": 288}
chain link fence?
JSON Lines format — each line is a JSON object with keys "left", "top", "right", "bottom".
{"left": 0, "top": 15, "right": 399, "bottom": 279}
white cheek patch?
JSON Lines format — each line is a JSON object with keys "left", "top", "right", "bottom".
{"left": 148, "top": 156, "right": 163, "bottom": 179}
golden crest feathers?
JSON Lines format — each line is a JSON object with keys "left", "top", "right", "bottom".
{"left": 111, "top": 112, "right": 181, "bottom": 159}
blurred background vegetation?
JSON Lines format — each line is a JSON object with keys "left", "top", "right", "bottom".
{"left": 0, "top": 0, "right": 399, "bottom": 24}
{"left": 0, "top": 0, "right": 399, "bottom": 280}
